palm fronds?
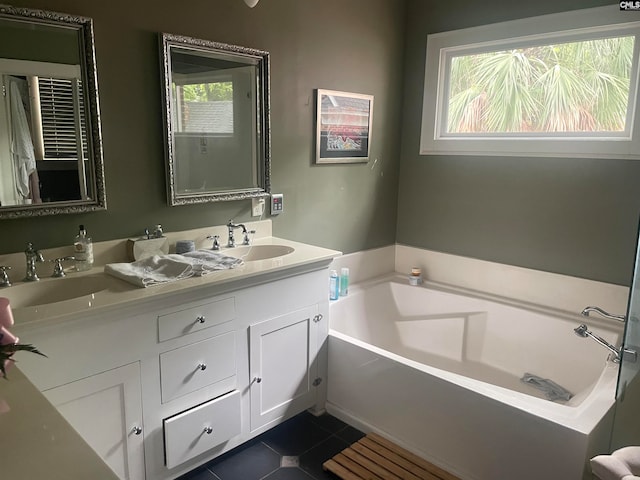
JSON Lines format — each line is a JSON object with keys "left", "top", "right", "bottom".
{"left": 446, "top": 35, "right": 634, "bottom": 134}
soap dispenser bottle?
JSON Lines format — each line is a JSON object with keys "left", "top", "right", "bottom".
{"left": 329, "top": 270, "right": 339, "bottom": 301}
{"left": 74, "top": 224, "right": 94, "bottom": 271}
{"left": 339, "top": 267, "right": 349, "bottom": 296}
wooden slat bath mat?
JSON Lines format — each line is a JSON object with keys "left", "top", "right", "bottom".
{"left": 323, "top": 432, "right": 461, "bottom": 480}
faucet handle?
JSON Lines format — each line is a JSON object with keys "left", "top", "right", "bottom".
{"left": 243, "top": 230, "right": 256, "bottom": 245}
{"left": 0, "top": 266, "right": 12, "bottom": 287}
{"left": 206, "top": 235, "right": 220, "bottom": 251}
{"left": 50, "top": 256, "right": 75, "bottom": 278}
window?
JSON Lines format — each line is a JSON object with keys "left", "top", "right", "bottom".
{"left": 420, "top": 6, "right": 640, "bottom": 159}
{"left": 38, "top": 77, "right": 88, "bottom": 159}
{"left": 172, "top": 79, "right": 234, "bottom": 134}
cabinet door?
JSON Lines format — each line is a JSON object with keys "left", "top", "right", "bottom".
{"left": 249, "top": 305, "right": 319, "bottom": 432}
{"left": 43, "top": 362, "right": 145, "bottom": 480}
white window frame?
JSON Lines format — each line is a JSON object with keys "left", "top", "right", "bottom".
{"left": 420, "top": 5, "right": 640, "bottom": 159}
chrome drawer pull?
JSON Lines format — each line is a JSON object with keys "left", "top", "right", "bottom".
{"left": 131, "top": 426, "right": 142, "bottom": 436}
{"left": 197, "top": 363, "right": 207, "bottom": 371}
{"left": 195, "top": 315, "right": 206, "bottom": 324}
{"left": 204, "top": 426, "right": 213, "bottom": 435}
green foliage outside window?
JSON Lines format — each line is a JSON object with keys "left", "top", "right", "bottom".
{"left": 447, "top": 36, "right": 634, "bottom": 133}
{"left": 182, "top": 81, "right": 233, "bottom": 102}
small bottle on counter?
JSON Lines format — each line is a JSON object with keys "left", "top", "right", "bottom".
{"left": 153, "top": 224, "right": 164, "bottom": 238}
{"left": 339, "top": 267, "right": 349, "bottom": 296}
{"left": 329, "top": 270, "right": 339, "bottom": 300}
{"left": 74, "top": 224, "right": 94, "bottom": 271}
{"left": 409, "top": 267, "right": 422, "bottom": 286}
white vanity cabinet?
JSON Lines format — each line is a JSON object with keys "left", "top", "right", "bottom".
{"left": 249, "top": 305, "right": 322, "bottom": 433}
{"left": 14, "top": 266, "right": 331, "bottom": 480}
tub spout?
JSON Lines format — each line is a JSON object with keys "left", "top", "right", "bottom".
{"left": 581, "top": 306, "right": 626, "bottom": 322}
{"left": 574, "top": 324, "right": 637, "bottom": 363}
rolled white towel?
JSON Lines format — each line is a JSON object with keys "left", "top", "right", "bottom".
{"left": 591, "top": 446, "right": 640, "bottom": 480}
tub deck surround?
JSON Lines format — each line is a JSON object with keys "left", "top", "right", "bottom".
{"left": 327, "top": 274, "right": 623, "bottom": 480}
{"left": 330, "top": 245, "right": 396, "bottom": 285}
{"left": 0, "top": 221, "right": 340, "bottom": 328}
{"left": 331, "top": 244, "right": 628, "bottom": 316}
{"left": 395, "top": 245, "right": 629, "bottom": 317}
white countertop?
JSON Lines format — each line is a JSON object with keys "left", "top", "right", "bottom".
{"left": 8, "top": 234, "right": 341, "bottom": 328}
{"left": 0, "top": 367, "right": 118, "bottom": 479}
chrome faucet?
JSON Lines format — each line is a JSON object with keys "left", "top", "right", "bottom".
{"left": 581, "top": 306, "right": 626, "bottom": 323}
{"left": 574, "top": 324, "right": 637, "bottom": 363}
{"left": 24, "top": 242, "right": 44, "bottom": 282}
{"left": 226, "top": 220, "right": 247, "bottom": 248}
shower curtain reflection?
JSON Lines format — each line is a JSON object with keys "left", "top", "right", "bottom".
{"left": 0, "top": 75, "right": 42, "bottom": 206}
{"left": 9, "top": 76, "right": 40, "bottom": 204}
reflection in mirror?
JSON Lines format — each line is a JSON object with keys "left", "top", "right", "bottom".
{"left": 160, "top": 33, "right": 270, "bottom": 205}
{"left": 0, "top": 5, "right": 105, "bottom": 219}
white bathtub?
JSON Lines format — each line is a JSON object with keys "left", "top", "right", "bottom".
{"left": 326, "top": 274, "right": 623, "bottom": 480}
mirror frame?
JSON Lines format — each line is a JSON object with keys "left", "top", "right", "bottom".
{"left": 0, "top": 5, "right": 106, "bottom": 219}
{"left": 160, "top": 33, "right": 271, "bottom": 206}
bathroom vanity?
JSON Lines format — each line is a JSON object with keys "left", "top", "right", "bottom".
{"left": 7, "top": 224, "right": 339, "bottom": 479}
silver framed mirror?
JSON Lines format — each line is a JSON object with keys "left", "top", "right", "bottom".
{"left": 0, "top": 4, "right": 105, "bottom": 219}
{"left": 160, "top": 33, "right": 271, "bottom": 206}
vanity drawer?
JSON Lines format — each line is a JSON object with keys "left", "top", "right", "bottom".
{"left": 160, "top": 332, "right": 236, "bottom": 403}
{"left": 164, "top": 390, "right": 241, "bottom": 469}
{"left": 157, "top": 297, "right": 235, "bottom": 342}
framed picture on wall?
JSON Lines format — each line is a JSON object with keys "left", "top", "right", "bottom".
{"left": 315, "top": 89, "right": 374, "bottom": 164}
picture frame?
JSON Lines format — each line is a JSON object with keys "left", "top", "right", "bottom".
{"left": 315, "top": 89, "right": 374, "bottom": 164}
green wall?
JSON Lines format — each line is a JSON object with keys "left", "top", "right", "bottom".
{"left": 4, "top": 0, "right": 636, "bottom": 287}
{"left": 0, "top": 0, "right": 404, "bottom": 255}
{"left": 397, "top": 0, "right": 640, "bottom": 286}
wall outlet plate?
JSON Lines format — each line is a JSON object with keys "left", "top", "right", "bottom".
{"left": 251, "top": 198, "right": 265, "bottom": 217}
{"left": 271, "top": 194, "right": 283, "bottom": 215}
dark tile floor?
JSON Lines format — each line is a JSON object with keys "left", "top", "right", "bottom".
{"left": 179, "top": 411, "right": 365, "bottom": 480}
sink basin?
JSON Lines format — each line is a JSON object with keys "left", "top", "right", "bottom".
{"left": 1, "top": 273, "right": 129, "bottom": 309}
{"left": 224, "top": 244, "right": 294, "bottom": 262}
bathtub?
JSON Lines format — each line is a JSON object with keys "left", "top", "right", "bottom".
{"left": 326, "top": 274, "right": 623, "bottom": 480}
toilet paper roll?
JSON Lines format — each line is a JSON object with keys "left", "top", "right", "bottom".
{"left": 0, "top": 297, "right": 14, "bottom": 328}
